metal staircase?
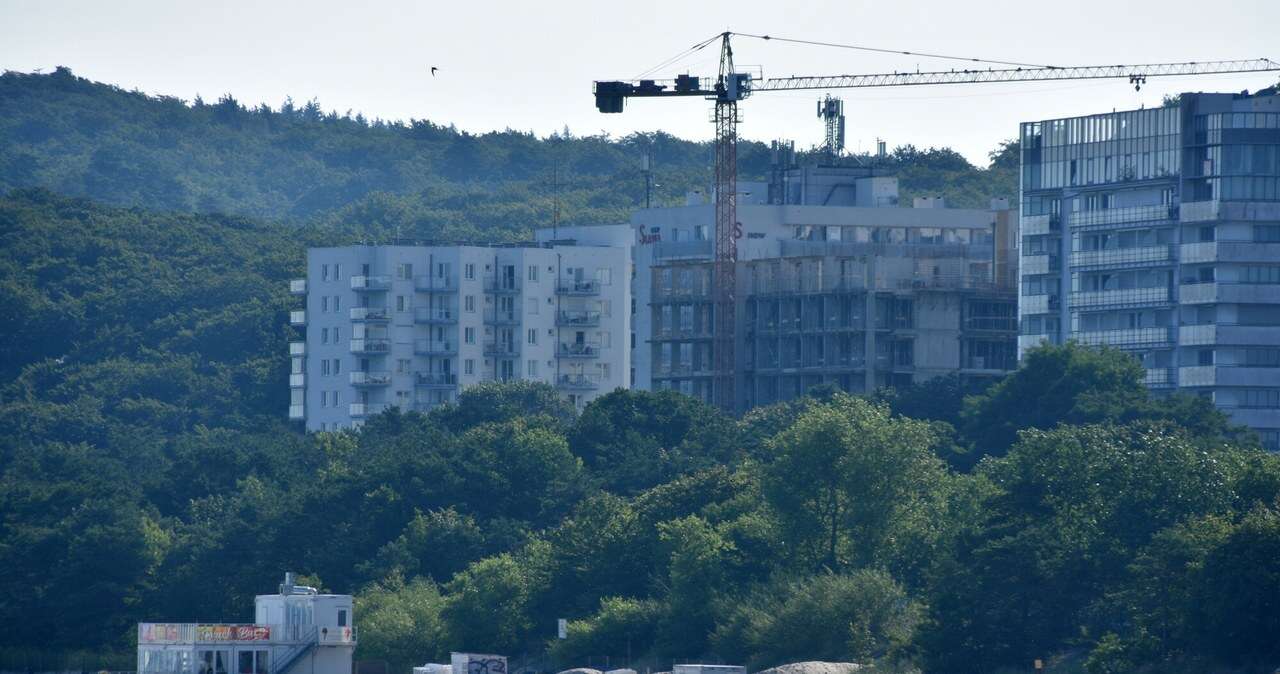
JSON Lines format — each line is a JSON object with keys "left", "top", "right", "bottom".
{"left": 270, "top": 625, "right": 318, "bottom": 674}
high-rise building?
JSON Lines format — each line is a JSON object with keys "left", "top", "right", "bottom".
{"left": 1018, "top": 87, "right": 1280, "bottom": 449}
{"left": 632, "top": 160, "right": 1019, "bottom": 412}
{"left": 288, "top": 227, "right": 631, "bottom": 431}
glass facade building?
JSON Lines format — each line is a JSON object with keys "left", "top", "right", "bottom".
{"left": 1019, "top": 87, "right": 1280, "bottom": 449}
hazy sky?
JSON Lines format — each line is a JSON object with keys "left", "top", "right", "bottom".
{"left": 3, "top": 0, "right": 1278, "bottom": 164}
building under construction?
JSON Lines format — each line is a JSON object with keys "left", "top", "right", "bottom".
{"left": 631, "top": 153, "right": 1019, "bottom": 411}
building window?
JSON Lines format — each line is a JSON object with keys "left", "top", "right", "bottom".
{"left": 334, "top": 264, "right": 342, "bottom": 280}
{"left": 464, "top": 359, "right": 474, "bottom": 375}
{"left": 528, "top": 265, "right": 538, "bottom": 282}
{"left": 333, "top": 390, "right": 340, "bottom": 405}
{"left": 333, "top": 327, "right": 340, "bottom": 343}
{"left": 321, "top": 359, "right": 330, "bottom": 376}
{"left": 465, "top": 295, "right": 475, "bottom": 312}
{"left": 527, "top": 359, "right": 538, "bottom": 377}
{"left": 465, "top": 263, "right": 475, "bottom": 280}
{"left": 597, "top": 267, "right": 613, "bottom": 285}
{"left": 397, "top": 295, "right": 407, "bottom": 312}
{"left": 321, "top": 296, "right": 329, "bottom": 312}
{"left": 332, "top": 358, "right": 341, "bottom": 375}
{"left": 465, "top": 327, "right": 475, "bottom": 344}
{"left": 397, "top": 358, "right": 411, "bottom": 374}
{"left": 322, "top": 264, "right": 329, "bottom": 282}
{"left": 527, "top": 328, "right": 537, "bottom": 345}
{"left": 321, "top": 327, "right": 329, "bottom": 344}
{"left": 527, "top": 298, "right": 539, "bottom": 315}
{"left": 333, "top": 295, "right": 341, "bottom": 312}
{"left": 600, "top": 299, "right": 612, "bottom": 317}
{"left": 397, "top": 263, "right": 413, "bottom": 280}
{"left": 1198, "top": 349, "right": 1214, "bottom": 366}
{"left": 320, "top": 390, "right": 328, "bottom": 406}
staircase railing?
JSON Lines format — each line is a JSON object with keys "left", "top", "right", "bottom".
{"left": 270, "top": 625, "right": 318, "bottom": 674}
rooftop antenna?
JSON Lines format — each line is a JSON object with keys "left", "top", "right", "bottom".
{"left": 817, "top": 94, "right": 846, "bottom": 161}
{"left": 641, "top": 149, "right": 654, "bottom": 209}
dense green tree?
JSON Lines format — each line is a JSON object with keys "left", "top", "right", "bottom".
{"left": 712, "top": 571, "right": 922, "bottom": 669}
{"left": 569, "top": 389, "right": 740, "bottom": 494}
{"left": 355, "top": 577, "right": 449, "bottom": 672}
{"left": 762, "top": 394, "right": 949, "bottom": 573}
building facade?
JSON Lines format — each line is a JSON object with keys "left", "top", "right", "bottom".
{"left": 633, "top": 163, "right": 1019, "bottom": 412}
{"left": 137, "top": 573, "right": 355, "bottom": 674}
{"left": 289, "top": 227, "right": 630, "bottom": 431}
{"left": 1019, "top": 87, "right": 1280, "bottom": 449}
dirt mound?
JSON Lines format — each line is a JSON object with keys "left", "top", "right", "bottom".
{"left": 754, "top": 662, "right": 864, "bottom": 674}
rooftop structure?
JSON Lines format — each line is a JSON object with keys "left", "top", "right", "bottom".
{"left": 137, "top": 573, "right": 355, "bottom": 674}
{"left": 1019, "top": 87, "right": 1280, "bottom": 449}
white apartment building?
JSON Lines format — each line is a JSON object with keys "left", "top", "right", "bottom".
{"left": 288, "top": 227, "right": 630, "bottom": 431}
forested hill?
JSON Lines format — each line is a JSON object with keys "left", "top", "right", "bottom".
{"left": 0, "top": 67, "right": 1017, "bottom": 240}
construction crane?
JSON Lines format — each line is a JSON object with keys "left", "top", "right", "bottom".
{"left": 594, "top": 31, "right": 1280, "bottom": 411}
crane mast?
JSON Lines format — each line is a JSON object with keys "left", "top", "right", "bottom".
{"left": 593, "top": 34, "right": 1280, "bottom": 412}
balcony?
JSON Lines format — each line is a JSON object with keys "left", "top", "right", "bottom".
{"left": 484, "top": 341, "right": 520, "bottom": 358}
{"left": 1073, "top": 327, "right": 1173, "bottom": 348}
{"left": 1180, "top": 282, "right": 1280, "bottom": 305}
{"left": 1020, "top": 214, "right": 1056, "bottom": 236}
{"left": 1021, "top": 254, "right": 1052, "bottom": 276}
{"left": 484, "top": 277, "right": 522, "bottom": 294}
{"left": 289, "top": 341, "right": 306, "bottom": 356}
{"left": 350, "top": 307, "right": 390, "bottom": 322}
{"left": 350, "top": 403, "right": 391, "bottom": 418}
{"left": 350, "top": 338, "right": 391, "bottom": 354}
{"left": 556, "top": 279, "right": 601, "bottom": 295}
{"left": 557, "top": 373, "right": 601, "bottom": 390}
{"left": 351, "top": 275, "right": 391, "bottom": 292}
{"left": 1144, "top": 368, "right": 1176, "bottom": 388}
{"left": 1179, "top": 365, "right": 1280, "bottom": 388}
{"left": 414, "top": 339, "right": 456, "bottom": 356}
{"left": 1069, "top": 287, "right": 1170, "bottom": 309}
{"left": 557, "top": 310, "right": 601, "bottom": 327}
{"left": 1069, "top": 245, "right": 1172, "bottom": 269}
{"left": 415, "top": 372, "right": 458, "bottom": 388}
{"left": 289, "top": 373, "right": 305, "bottom": 388}
{"left": 484, "top": 308, "right": 521, "bottom": 325}
{"left": 414, "top": 275, "right": 455, "bottom": 293}
{"left": 1179, "top": 324, "right": 1280, "bottom": 347}
{"left": 288, "top": 405, "right": 304, "bottom": 420}
{"left": 414, "top": 307, "right": 457, "bottom": 324}
{"left": 289, "top": 310, "right": 306, "bottom": 326}
{"left": 557, "top": 342, "right": 600, "bottom": 359}
{"left": 1068, "top": 205, "right": 1175, "bottom": 230}
{"left": 289, "top": 279, "right": 307, "bottom": 295}
{"left": 350, "top": 371, "right": 392, "bottom": 387}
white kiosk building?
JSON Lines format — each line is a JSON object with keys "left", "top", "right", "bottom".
{"left": 137, "top": 573, "right": 356, "bottom": 674}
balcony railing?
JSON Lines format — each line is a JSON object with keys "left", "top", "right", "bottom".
{"left": 484, "top": 308, "right": 521, "bottom": 325}
{"left": 414, "top": 339, "right": 456, "bottom": 356}
{"left": 289, "top": 310, "right": 306, "bottom": 326}
{"left": 289, "top": 373, "right": 305, "bottom": 388}
{"left": 350, "top": 403, "right": 391, "bottom": 418}
{"left": 414, "top": 275, "right": 455, "bottom": 292}
{"left": 288, "top": 405, "right": 304, "bottom": 420}
{"left": 1069, "top": 245, "right": 1173, "bottom": 269}
{"left": 484, "top": 341, "right": 520, "bottom": 357}
{"left": 653, "top": 239, "right": 713, "bottom": 261}
{"left": 557, "top": 342, "right": 600, "bottom": 358}
{"left": 350, "top": 338, "right": 391, "bottom": 354}
{"left": 484, "top": 277, "right": 521, "bottom": 293}
{"left": 415, "top": 372, "right": 458, "bottom": 387}
{"left": 557, "top": 310, "right": 601, "bottom": 327}
{"left": 1069, "top": 205, "right": 1176, "bottom": 230}
{"left": 289, "top": 279, "right": 307, "bottom": 295}
{"left": 557, "top": 373, "right": 601, "bottom": 390}
{"left": 414, "top": 307, "right": 457, "bottom": 324}
{"left": 350, "top": 307, "right": 390, "bottom": 322}
{"left": 289, "top": 341, "right": 306, "bottom": 356}
{"left": 556, "top": 279, "right": 601, "bottom": 295}
{"left": 137, "top": 623, "right": 356, "bottom": 646}
{"left": 350, "top": 371, "right": 392, "bottom": 386}
{"left": 351, "top": 275, "right": 391, "bottom": 291}
{"left": 1068, "top": 287, "right": 1171, "bottom": 309}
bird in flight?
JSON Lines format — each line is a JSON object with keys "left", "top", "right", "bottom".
{"left": 431, "top": 67, "right": 439, "bottom": 77}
